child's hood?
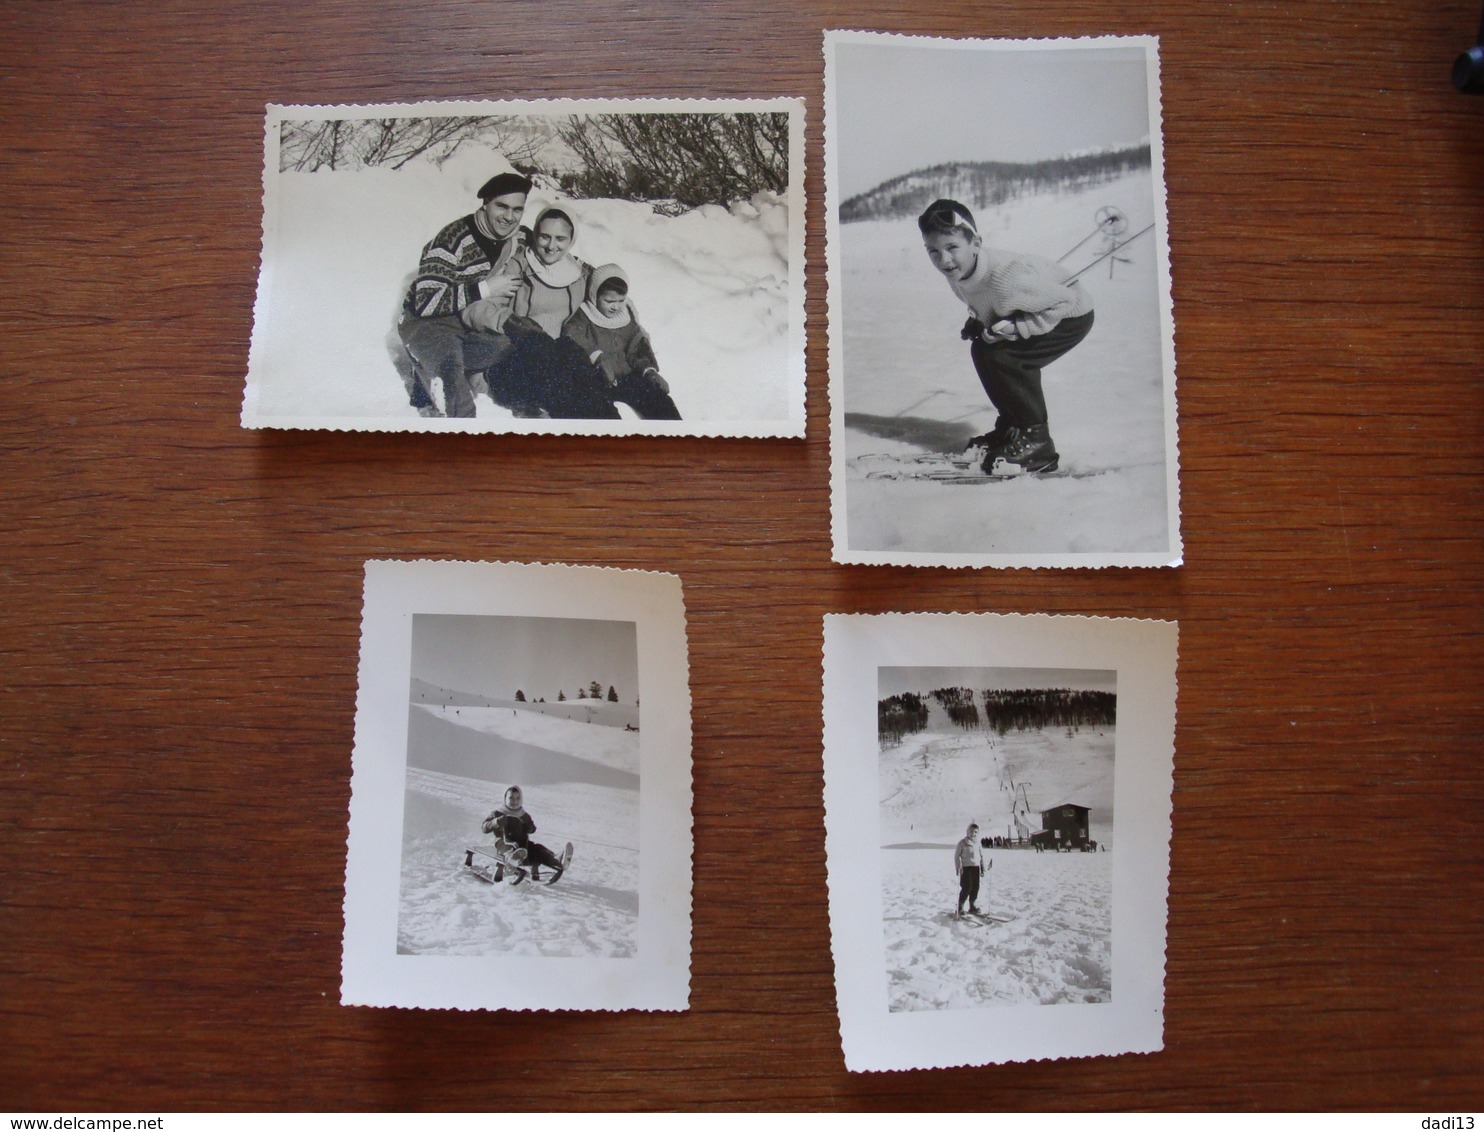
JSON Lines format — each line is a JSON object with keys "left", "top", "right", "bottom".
{"left": 586, "top": 263, "right": 630, "bottom": 305}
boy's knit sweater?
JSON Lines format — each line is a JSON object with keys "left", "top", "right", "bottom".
{"left": 949, "top": 247, "right": 1093, "bottom": 339}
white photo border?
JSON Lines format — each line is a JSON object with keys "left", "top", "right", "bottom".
{"left": 342, "top": 560, "right": 693, "bottom": 1011}
{"left": 823, "top": 31, "right": 1182, "bottom": 567}
{"left": 822, "top": 612, "right": 1178, "bottom": 1070}
{"left": 245, "top": 97, "right": 806, "bottom": 438}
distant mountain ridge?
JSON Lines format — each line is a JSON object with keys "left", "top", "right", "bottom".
{"left": 841, "top": 143, "right": 1151, "bottom": 225}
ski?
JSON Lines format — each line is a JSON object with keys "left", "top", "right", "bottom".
{"left": 854, "top": 450, "right": 1153, "bottom": 485}
{"left": 953, "top": 910, "right": 1015, "bottom": 924}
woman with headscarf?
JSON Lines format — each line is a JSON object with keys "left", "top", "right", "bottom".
{"left": 488, "top": 206, "right": 621, "bottom": 418}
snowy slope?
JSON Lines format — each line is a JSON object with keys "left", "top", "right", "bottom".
{"left": 413, "top": 702, "right": 640, "bottom": 776}
{"left": 879, "top": 719, "right": 1114, "bottom": 845}
{"left": 395, "top": 697, "right": 641, "bottom": 957}
{"left": 877, "top": 716, "right": 1114, "bottom": 1011}
{"left": 398, "top": 771, "right": 638, "bottom": 958}
{"left": 249, "top": 142, "right": 793, "bottom": 424}
{"left": 837, "top": 173, "right": 1175, "bottom": 556}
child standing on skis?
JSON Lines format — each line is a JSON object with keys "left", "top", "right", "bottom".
{"left": 918, "top": 198, "right": 1095, "bottom": 476}
{"left": 955, "top": 822, "right": 991, "bottom": 917}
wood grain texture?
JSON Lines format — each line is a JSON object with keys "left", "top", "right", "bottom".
{"left": 2, "top": 0, "right": 1481, "bottom": 1111}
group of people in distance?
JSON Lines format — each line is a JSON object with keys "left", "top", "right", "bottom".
{"left": 399, "top": 171, "right": 681, "bottom": 421}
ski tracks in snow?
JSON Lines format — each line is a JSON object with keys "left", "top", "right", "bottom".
{"left": 397, "top": 773, "right": 639, "bottom": 958}
{"left": 881, "top": 847, "right": 1111, "bottom": 1013}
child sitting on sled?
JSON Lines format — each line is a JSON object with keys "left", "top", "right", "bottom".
{"left": 918, "top": 198, "right": 1095, "bottom": 476}
{"left": 560, "top": 264, "right": 682, "bottom": 420}
{"left": 482, "top": 784, "right": 569, "bottom": 883}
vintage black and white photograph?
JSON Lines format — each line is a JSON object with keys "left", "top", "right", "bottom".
{"left": 823, "top": 613, "right": 1176, "bottom": 1070}
{"left": 824, "top": 32, "right": 1181, "bottom": 567}
{"left": 342, "top": 561, "right": 692, "bottom": 1012}
{"left": 245, "top": 98, "right": 805, "bottom": 436}
{"left": 397, "top": 614, "right": 640, "bottom": 958}
{"left": 877, "top": 667, "right": 1115, "bottom": 1012}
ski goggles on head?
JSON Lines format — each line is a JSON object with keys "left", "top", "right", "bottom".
{"left": 918, "top": 201, "right": 979, "bottom": 236}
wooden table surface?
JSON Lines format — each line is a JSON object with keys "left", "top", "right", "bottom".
{"left": 3, "top": 0, "right": 1481, "bottom": 1112}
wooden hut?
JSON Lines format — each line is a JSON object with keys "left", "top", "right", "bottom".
{"left": 1033, "top": 803, "right": 1092, "bottom": 851}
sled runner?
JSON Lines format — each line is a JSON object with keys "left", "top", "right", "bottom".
{"left": 463, "top": 845, "right": 529, "bottom": 885}
{"left": 462, "top": 841, "right": 574, "bottom": 886}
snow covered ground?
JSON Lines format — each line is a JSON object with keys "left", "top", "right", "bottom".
{"left": 395, "top": 699, "right": 640, "bottom": 958}
{"left": 877, "top": 702, "right": 1114, "bottom": 1012}
{"left": 248, "top": 140, "right": 797, "bottom": 427}
{"left": 835, "top": 172, "right": 1177, "bottom": 557}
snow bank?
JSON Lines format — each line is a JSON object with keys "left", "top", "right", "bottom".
{"left": 249, "top": 141, "right": 794, "bottom": 424}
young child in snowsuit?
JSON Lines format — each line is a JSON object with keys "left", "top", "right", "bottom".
{"left": 954, "top": 821, "right": 991, "bottom": 917}
{"left": 482, "top": 785, "right": 566, "bottom": 883}
{"left": 918, "top": 198, "right": 1095, "bottom": 475}
{"left": 560, "top": 264, "right": 682, "bottom": 420}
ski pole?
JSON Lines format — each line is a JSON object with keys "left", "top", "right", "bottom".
{"left": 1056, "top": 226, "right": 1103, "bottom": 264}
{"left": 1065, "top": 223, "right": 1155, "bottom": 282}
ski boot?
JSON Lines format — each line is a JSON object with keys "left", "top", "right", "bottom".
{"left": 984, "top": 424, "right": 1059, "bottom": 476}
{"left": 964, "top": 418, "right": 1010, "bottom": 459}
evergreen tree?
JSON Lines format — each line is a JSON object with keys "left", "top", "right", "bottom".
{"left": 558, "top": 690, "right": 566, "bottom": 702}
{"left": 515, "top": 689, "right": 526, "bottom": 702}
{"left": 588, "top": 680, "right": 604, "bottom": 700}
{"left": 607, "top": 685, "right": 619, "bottom": 702}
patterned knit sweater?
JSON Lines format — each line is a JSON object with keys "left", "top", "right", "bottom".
{"left": 403, "top": 212, "right": 524, "bottom": 320}
{"left": 948, "top": 247, "right": 1093, "bottom": 339}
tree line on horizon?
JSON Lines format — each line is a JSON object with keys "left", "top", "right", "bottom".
{"left": 514, "top": 681, "right": 622, "bottom": 705}
{"left": 840, "top": 144, "right": 1152, "bottom": 225}
{"left": 879, "top": 687, "right": 1116, "bottom": 747}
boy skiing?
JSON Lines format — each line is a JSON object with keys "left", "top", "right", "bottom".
{"left": 955, "top": 822, "right": 991, "bottom": 918}
{"left": 918, "top": 198, "right": 1095, "bottom": 476}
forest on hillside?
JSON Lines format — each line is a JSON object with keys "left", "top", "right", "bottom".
{"left": 840, "top": 144, "right": 1151, "bottom": 225}
{"left": 878, "top": 687, "right": 1116, "bottom": 747}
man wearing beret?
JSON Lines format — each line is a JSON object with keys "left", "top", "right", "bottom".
{"left": 398, "top": 172, "right": 532, "bottom": 417}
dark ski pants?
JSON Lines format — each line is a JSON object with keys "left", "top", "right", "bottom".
{"left": 613, "top": 371, "right": 682, "bottom": 420}
{"left": 521, "top": 841, "right": 564, "bottom": 872}
{"left": 969, "top": 311, "right": 1094, "bottom": 429}
{"left": 490, "top": 334, "right": 623, "bottom": 420}
{"left": 957, "top": 865, "right": 981, "bottom": 913}
{"left": 400, "top": 315, "right": 514, "bottom": 418}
